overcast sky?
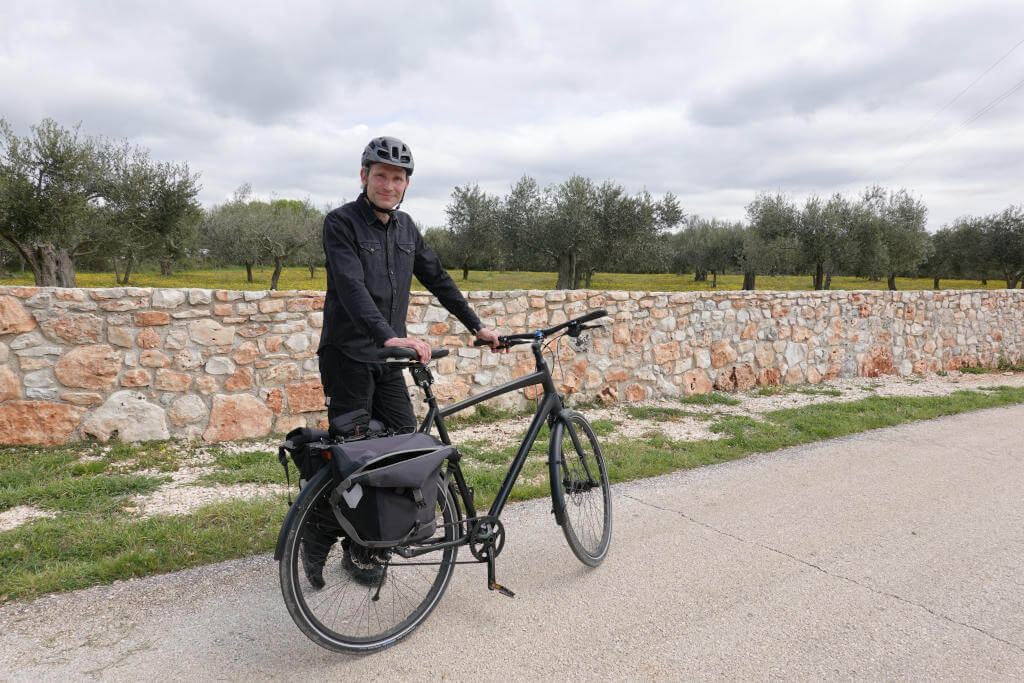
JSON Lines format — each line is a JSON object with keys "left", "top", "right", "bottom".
{"left": 3, "top": 0, "right": 1023, "bottom": 231}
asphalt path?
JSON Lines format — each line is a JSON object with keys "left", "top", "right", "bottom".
{"left": 2, "top": 405, "right": 1023, "bottom": 680}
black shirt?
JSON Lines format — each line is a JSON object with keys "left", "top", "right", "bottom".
{"left": 318, "top": 194, "right": 482, "bottom": 362}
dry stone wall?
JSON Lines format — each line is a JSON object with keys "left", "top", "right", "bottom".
{"left": 0, "top": 285, "right": 1022, "bottom": 445}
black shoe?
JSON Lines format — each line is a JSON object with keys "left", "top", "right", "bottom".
{"left": 301, "top": 535, "right": 337, "bottom": 589}
{"left": 342, "top": 541, "right": 386, "bottom": 587}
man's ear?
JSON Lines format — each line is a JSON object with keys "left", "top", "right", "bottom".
{"left": 359, "top": 167, "right": 367, "bottom": 188}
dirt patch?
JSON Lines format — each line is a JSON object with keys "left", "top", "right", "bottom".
{"left": 0, "top": 506, "right": 56, "bottom": 531}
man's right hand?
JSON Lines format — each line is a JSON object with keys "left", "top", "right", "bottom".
{"left": 383, "top": 336, "right": 432, "bottom": 363}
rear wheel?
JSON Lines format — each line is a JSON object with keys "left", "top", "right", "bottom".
{"left": 279, "top": 468, "right": 458, "bottom": 653}
{"left": 551, "top": 411, "right": 612, "bottom": 566}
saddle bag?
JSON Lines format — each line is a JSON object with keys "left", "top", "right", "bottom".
{"left": 328, "top": 433, "right": 453, "bottom": 547}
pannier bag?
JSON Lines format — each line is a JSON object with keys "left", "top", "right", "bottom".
{"left": 279, "top": 410, "right": 387, "bottom": 489}
{"left": 280, "top": 427, "right": 332, "bottom": 487}
{"left": 328, "top": 433, "right": 453, "bottom": 547}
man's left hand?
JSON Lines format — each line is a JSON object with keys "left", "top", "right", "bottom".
{"left": 475, "top": 327, "right": 502, "bottom": 351}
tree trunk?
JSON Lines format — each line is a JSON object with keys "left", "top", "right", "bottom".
{"left": 584, "top": 268, "right": 595, "bottom": 288}
{"left": 270, "top": 255, "right": 285, "bottom": 291}
{"left": 308, "top": 265, "right": 315, "bottom": 278}
{"left": 711, "top": 270, "right": 718, "bottom": 288}
{"left": 694, "top": 269, "right": 707, "bottom": 282}
{"left": 159, "top": 259, "right": 173, "bottom": 276}
{"left": 933, "top": 276, "right": 940, "bottom": 290}
{"left": 813, "top": 263, "right": 824, "bottom": 290}
{"left": 887, "top": 274, "right": 897, "bottom": 290}
{"left": 824, "top": 273, "right": 832, "bottom": 290}
{"left": 555, "top": 251, "right": 577, "bottom": 289}
{"left": 122, "top": 258, "right": 134, "bottom": 286}
{"left": 462, "top": 264, "right": 469, "bottom": 280}
{"left": 742, "top": 272, "right": 756, "bottom": 290}
{"left": 981, "top": 278, "right": 987, "bottom": 285}
{"left": 26, "top": 243, "right": 77, "bottom": 287}
{"left": 113, "top": 259, "right": 122, "bottom": 285}
{"left": 245, "top": 262, "right": 254, "bottom": 283}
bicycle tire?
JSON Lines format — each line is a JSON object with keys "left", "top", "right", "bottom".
{"left": 551, "top": 411, "right": 612, "bottom": 566}
{"left": 279, "top": 467, "right": 458, "bottom": 653}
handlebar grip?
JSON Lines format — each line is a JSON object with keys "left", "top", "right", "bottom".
{"left": 473, "top": 339, "right": 491, "bottom": 347}
{"left": 376, "top": 347, "right": 449, "bottom": 360}
{"left": 575, "top": 309, "right": 607, "bottom": 325}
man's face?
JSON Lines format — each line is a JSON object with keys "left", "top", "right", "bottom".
{"left": 361, "top": 162, "right": 410, "bottom": 210}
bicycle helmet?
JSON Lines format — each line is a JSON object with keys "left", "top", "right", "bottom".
{"left": 361, "top": 136, "right": 414, "bottom": 176}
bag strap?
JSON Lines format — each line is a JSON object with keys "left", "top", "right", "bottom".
{"left": 277, "top": 445, "right": 293, "bottom": 505}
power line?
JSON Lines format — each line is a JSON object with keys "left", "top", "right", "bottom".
{"left": 894, "top": 71, "right": 1024, "bottom": 176}
{"left": 902, "top": 36, "right": 1024, "bottom": 144}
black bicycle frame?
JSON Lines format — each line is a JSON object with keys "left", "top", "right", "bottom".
{"left": 410, "top": 340, "right": 574, "bottom": 523}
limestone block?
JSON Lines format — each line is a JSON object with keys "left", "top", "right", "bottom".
{"left": 189, "top": 319, "right": 235, "bottom": 346}
{"left": 232, "top": 342, "right": 259, "bottom": 365}
{"left": 81, "top": 390, "right": 170, "bottom": 442}
{"left": 172, "top": 349, "right": 205, "bottom": 371}
{"left": 203, "top": 394, "right": 273, "bottom": 441}
{"left": 60, "top": 391, "right": 104, "bottom": 406}
{"left": 285, "top": 380, "right": 325, "bottom": 413}
{"left": 0, "top": 401, "right": 84, "bottom": 445}
{"left": 223, "top": 367, "right": 254, "bottom": 391}
{"left": 139, "top": 351, "right": 171, "bottom": 368}
{"left": 136, "top": 328, "right": 161, "bottom": 349}
{"left": 168, "top": 394, "right": 206, "bottom": 426}
{"left": 205, "top": 356, "right": 236, "bottom": 375}
{"left": 24, "top": 370, "right": 54, "bottom": 388}
{"left": 0, "top": 296, "right": 37, "bottom": 335}
{"left": 682, "top": 369, "right": 713, "bottom": 396}
{"left": 40, "top": 314, "right": 103, "bottom": 344}
{"left": 155, "top": 370, "right": 192, "bottom": 392}
{"left": 55, "top": 344, "right": 120, "bottom": 390}
{"left": 0, "top": 367, "right": 22, "bottom": 401}
{"left": 188, "top": 289, "right": 213, "bottom": 305}
{"left": 243, "top": 290, "right": 268, "bottom": 301}
{"left": 284, "top": 333, "right": 309, "bottom": 353}
{"left": 152, "top": 290, "right": 186, "bottom": 309}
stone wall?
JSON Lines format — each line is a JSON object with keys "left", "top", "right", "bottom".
{"left": 0, "top": 285, "right": 1022, "bottom": 445}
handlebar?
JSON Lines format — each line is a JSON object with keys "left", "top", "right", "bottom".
{"left": 377, "top": 347, "right": 450, "bottom": 361}
{"left": 472, "top": 309, "right": 608, "bottom": 349}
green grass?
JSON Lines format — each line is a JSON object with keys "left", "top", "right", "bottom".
{"left": 193, "top": 449, "right": 285, "bottom": 486}
{"left": 0, "top": 267, "right": 1007, "bottom": 292}
{"left": 4, "top": 386, "right": 1024, "bottom": 603}
{"left": 625, "top": 406, "right": 705, "bottom": 421}
{"left": 680, "top": 392, "right": 741, "bottom": 407}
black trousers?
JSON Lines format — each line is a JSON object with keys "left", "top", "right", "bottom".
{"left": 317, "top": 346, "right": 416, "bottom": 432}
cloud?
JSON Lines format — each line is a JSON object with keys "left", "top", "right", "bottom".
{"left": 3, "top": 0, "right": 1023, "bottom": 233}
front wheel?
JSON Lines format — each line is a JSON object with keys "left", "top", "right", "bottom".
{"left": 551, "top": 411, "right": 612, "bottom": 566}
{"left": 279, "top": 468, "right": 458, "bottom": 653}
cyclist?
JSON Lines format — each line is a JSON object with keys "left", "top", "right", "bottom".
{"left": 309, "top": 136, "right": 500, "bottom": 586}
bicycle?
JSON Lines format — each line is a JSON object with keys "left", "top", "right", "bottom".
{"left": 274, "top": 309, "right": 613, "bottom": 653}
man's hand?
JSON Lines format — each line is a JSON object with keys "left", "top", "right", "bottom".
{"left": 475, "top": 327, "right": 503, "bottom": 351}
{"left": 383, "top": 336, "right": 432, "bottom": 363}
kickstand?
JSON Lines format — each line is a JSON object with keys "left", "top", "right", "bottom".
{"left": 486, "top": 546, "right": 515, "bottom": 598}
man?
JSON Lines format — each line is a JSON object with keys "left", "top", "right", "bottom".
{"left": 318, "top": 136, "right": 500, "bottom": 431}
{"left": 308, "top": 136, "right": 499, "bottom": 588}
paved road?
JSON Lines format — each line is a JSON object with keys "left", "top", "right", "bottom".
{"left": 3, "top": 405, "right": 1023, "bottom": 680}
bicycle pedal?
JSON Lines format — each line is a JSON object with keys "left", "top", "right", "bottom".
{"left": 489, "top": 582, "right": 516, "bottom": 598}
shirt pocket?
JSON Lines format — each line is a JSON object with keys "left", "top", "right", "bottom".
{"left": 358, "top": 241, "right": 382, "bottom": 270}
{"left": 396, "top": 241, "right": 416, "bottom": 270}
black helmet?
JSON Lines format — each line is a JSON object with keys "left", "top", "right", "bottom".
{"left": 361, "top": 136, "right": 414, "bottom": 176}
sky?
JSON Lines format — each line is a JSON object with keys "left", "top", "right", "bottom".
{"left": 2, "top": 0, "right": 1023, "bottom": 231}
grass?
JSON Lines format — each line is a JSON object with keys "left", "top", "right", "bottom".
{"left": 680, "top": 392, "right": 741, "bottom": 407}
{"left": 0, "top": 267, "right": 1009, "bottom": 293}
{"left": 625, "top": 406, "right": 706, "bottom": 421}
{"left": 3, "top": 385, "right": 1024, "bottom": 602}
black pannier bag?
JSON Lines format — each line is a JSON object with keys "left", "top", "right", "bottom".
{"left": 327, "top": 433, "right": 453, "bottom": 547}
{"left": 279, "top": 410, "right": 387, "bottom": 489}
{"left": 280, "top": 427, "right": 331, "bottom": 486}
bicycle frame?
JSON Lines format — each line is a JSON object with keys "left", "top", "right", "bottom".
{"left": 406, "top": 338, "right": 578, "bottom": 528}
